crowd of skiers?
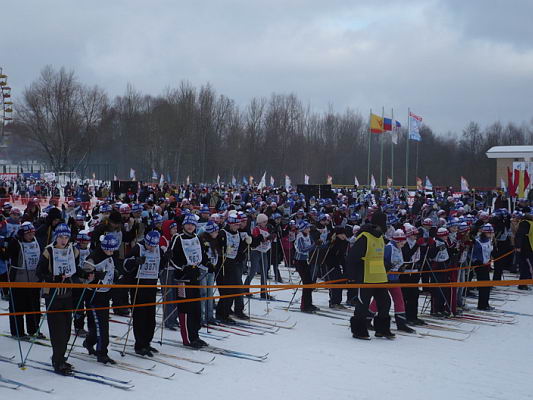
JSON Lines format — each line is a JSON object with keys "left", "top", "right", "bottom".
{"left": 0, "top": 181, "right": 531, "bottom": 375}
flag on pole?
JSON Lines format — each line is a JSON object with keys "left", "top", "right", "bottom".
{"left": 500, "top": 177, "right": 506, "bottom": 192}
{"left": 383, "top": 118, "right": 393, "bottom": 131}
{"left": 416, "top": 177, "right": 423, "bottom": 191}
{"left": 326, "top": 175, "right": 333, "bottom": 185}
{"left": 242, "top": 176, "right": 247, "bottom": 185}
{"left": 231, "top": 176, "right": 237, "bottom": 186}
{"left": 129, "top": 168, "right": 136, "bottom": 180}
{"left": 386, "top": 177, "right": 392, "bottom": 189}
{"left": 258, "top": 172, "right": 266, "bottom": 190}
{"left": 507, "top": 167, "right": 516, "bottom": 197}
{"left": 152, "top": 169, "right": 158, "bottom": 180}
{"left": 408, "top": 111, "right": 422, "bottom": 141}
{"left": 370, "top": 174, "right": 376, "bottom": 190}
{"left": 304, "top": 174, "right": 309, "bottom": 185}
{"left": 113, "top": 174, "right": 118, "bottom": 181}
{"left": 217, "top": 174, "right": 220, "bottom": 185}
{"left": 460, "top": 176, "right": 469, "bottom": 192}
{"left": 425, "top": 176, "right": 433, "bottom": 190}
{"left": 186, "top": 175, "right": 190, "bottom": 185}
{"left": 249, "top": 176, "right": 254, "bottom": 185}
{"left": 391, "top": 121, "right": 401, "bottom": 145}
{"left": 167, "top": 174, "right": 171, "bottom": 183}
{"left": 270, "top": 176, "right": 275, "bottom": 186}
{"left": 517, "top": 169, "right": 531, "bottom": 199}
{"left": 354, "top": 176, "right": 359, "bottom": 186}
{"left": 160, "top": 174, "right": 164, "bottom": 186}
{"left": 285, "top": 175, "right": 292, "bottom": 191}
{"left": 370, "top": 113, "right": 384, "bottom": 133}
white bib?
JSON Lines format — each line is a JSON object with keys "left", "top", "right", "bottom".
{"left": 78, "top": 248, "right": 91, "bottom": 268}
{"left": 137, "top": 244, "right": 161, "bottom": 279}
{"left": 93, "top": 257, "right": 115, "bottom": 292}
{"left": 388, "top": 243, "right": 404, "bottom": 271}
{"left": 225, "top": 230, "right": 240, "bottom": 260}
{"left": 180, "top": 235, "right": 202, "bottom": 266}
{"left": 477, "top": 239, "right": 493, "bottom": 264}
{"left": 21, "top": 240, "right": 40, "bottom": 271}
{"left": 52, "top": 245, "right": 77, "bottom": 277}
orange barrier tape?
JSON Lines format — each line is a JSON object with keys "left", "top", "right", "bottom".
{"left": 0, "top": 279, "right": 531, "bottom": 318}
{"left": 388, "top": 249, "right": 516, "bottom": 275}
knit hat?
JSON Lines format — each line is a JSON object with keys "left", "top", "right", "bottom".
{"left": 54, "top": 223, "right": 71, "bottom": 239}
{"left": 256, "top": 213, "right": 268, "bottom": 224}
{"left": 145, "top": 231, "right": 161, "bottom": 247}
{"left": 183, "top": 214, "right": 197, "bottom": 227}
{"left": 392, "top": 229, "right": 406, "bottom": 242}
{"left": 100, "top": 234, "right": 120, "bottom": 251}
{"left": 18, "top": 222, "right": 35, "bottom": 234}
{"left": 481, "top": 223, "right": 494, "bottom": 234}
{"left": 437, "top": 227, "right": 449, "bottom": 237}
{"left": 205, "top": 220, "right": 219, "bottom": 233}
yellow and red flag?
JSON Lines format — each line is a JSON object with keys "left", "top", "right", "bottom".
{"left": 370, "top": 113, "right": 384, "bottom": 134}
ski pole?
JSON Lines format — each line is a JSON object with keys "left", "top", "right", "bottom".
{"left": 121, "top": 276, "right": 141, "bottom": 357}
{"left": 22, "top": 285, "right": 59, "bottom": 368}
{"left": 5, "top": 261, "right": 24, "bottom": 366}
{"left": 66, "top": 285, "right": 98, "bottom": 360}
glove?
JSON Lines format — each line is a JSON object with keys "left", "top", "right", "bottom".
{"left": 245, "top": 236, "right": 252, "bottom": 245}
{"left": 135, "top": 256, "right": 146, "bottom": 265}
{"left": 94, "top": 270, "right": 107, "bottom": 281}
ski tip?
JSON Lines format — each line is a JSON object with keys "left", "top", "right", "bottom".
{"left": 165, "top": 373, "right": 176, "bottom": 380}
{"left": 196, "top": 367, "right": 205, "bottom": 374}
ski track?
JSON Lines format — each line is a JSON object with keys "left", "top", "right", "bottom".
{"left": 0, "top": 270, "right": 532, "bottom": 400}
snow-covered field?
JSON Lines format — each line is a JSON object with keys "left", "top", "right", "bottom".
{"left": 0, "top": 271, "right": 532, "bottom": 400}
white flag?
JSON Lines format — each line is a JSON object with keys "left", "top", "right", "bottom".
{"left": 231, "top": 176, "right": 236, "bottom": 186}
{"left": 217, "top": 174, "right": 220, "bottom": 185}
{"left": 354, "top": 176, "right": 359, "bottom": 186}
{"left": 270, "top": 176, "right": 275, "bottom": 186}
{"left": 425, "top": 176, "right": 433, "bottom": 190}
{"left": 258, "top": 172, "right": 266, "bottom": 190}
{"left": 326, "top": 175, "right": 333, "bottom": 185}
{"left": 500, "top": 178, "right": 506, "bottom": 192}
{"left": 152, "top": 169, "right": 158, "bottom": 180}
{"left": 460, "top": 176, "right": 469, "bottom": 192}
{"left": 113, "top": 175, "right": 118, "bottom": 181}
{"left": 285, "top": 175, "right": 292, "bottom": 191}
{"left": 304, "top": 174, "right": 309, "bottom": 185}
{"left": 408, "top": 111, "right": 422, "bottom": 141}
{"left": 370, "top": 174, "right": 376, "bottom": 190}
{"left": 129, "top": 168, "right": 136, "bottom": 180}
{"left": 159, "top": 174, "right": 164, "bottom": 186}
{"left": 186, "top": 175, "right": 190, "bottom": 185}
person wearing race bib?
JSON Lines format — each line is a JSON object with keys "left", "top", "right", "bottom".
{"left": 169, "top": 214, "right": 212, "bottom": 348}
{"left": 6, "top": 222, "right": 42, "bottom": 339}
{"left": 428, "top": 227, "right": 452, "bottom": 316}
{"left": 294, "top": 220, "right": 319, "bottom": 312}
{"left": 198, "top": 221, "right": 221, "bottom": 325}
{"left": 81, "top": 233, "right": 120, "bottom": 364}
{"left": 72, "top": 230, "right": 91, "bottom": 337}
{"left": 123, "top": 231, "right": 165, "bottom": 356}
{"left": 36, "top": 223, "right": 81, "bottom": 376}
{"left": 215, "top": 212, "right": 250, "bottom": 324}
{"left": 471, "top": 224, "right": 495, "bottom": 311}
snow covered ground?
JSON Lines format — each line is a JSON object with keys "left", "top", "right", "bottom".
{"left": 0, "top": 271, "right": 532, "bottom": 400}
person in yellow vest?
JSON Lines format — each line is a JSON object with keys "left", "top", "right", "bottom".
{"left": 345, "top": 223, "right": 394, "bottom": 340}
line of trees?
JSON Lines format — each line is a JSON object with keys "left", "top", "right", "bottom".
{"left": 10, "top": 66, "right": 533, "bottom": 187}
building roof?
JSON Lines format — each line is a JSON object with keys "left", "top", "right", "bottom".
{"left": 486, "top": 146, "right": 533, "bottom": 159}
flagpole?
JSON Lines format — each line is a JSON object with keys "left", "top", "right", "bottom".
{"left": 380, "top": 106, "right": 384, "bottom": 187}
{"left": 415, "top": 141, "right": 419, "bottom": 183}
{"left": 406, "top": 108, "right": 410, "bottom": 187}
{"left": 367, "top": 109, "right": 372, "bottom": 186}
{"left": 391, "top": 107, "right": 394, "bottom": 185}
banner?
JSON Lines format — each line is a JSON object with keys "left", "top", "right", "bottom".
{"left": 43, "top": 172, "right": 56, "bottom": 182}
{"left": 285, "top": 175, "right": 292, "bottom": 191}
{"left": 416, "top": 177, "right": 423, "bottom": 191}
{"left": 304, "top": 174, "right": 309, "bottom": 185}
{"left": 257, "top": 172, "right": 266, "bottom": 190}
{"left": 408, "top": 111, "right": 422, "bottom": 141}
{"left": 370, "top": 174, "right": 376, "bottom": 190}
{"left": 22, "top": 173, "right": 41, "bottom": 180}
{"left": 460, "top": 176, "right": 469, "bottom": 192}
{"left": 425, "top": 176, "right": 433, "bottom": 191}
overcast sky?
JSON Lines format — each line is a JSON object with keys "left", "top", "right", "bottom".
{"left": 2, "top": 0, "right": 533, "bottom": 134}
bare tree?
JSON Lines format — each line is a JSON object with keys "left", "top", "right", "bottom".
{"left": 16, "top": 66, "right": 107, "bottom": 172}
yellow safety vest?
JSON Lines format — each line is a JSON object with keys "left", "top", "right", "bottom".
{"left": 526, "top": 220, "right": 533, "bottom": 251}
{"left": 359, "top": 232, "right": 388, "bottom": 284}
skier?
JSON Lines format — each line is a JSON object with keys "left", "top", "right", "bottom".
{"left": 123, "top": 231, "right": 165, "bottom": 356}
{"left": 471, "top": 223, "right": 495, "bottom": 310}
{"left": 293, "top": 220, "right": 319, "bottom": 312}
{"left": 81, "top": 233, "right": 120, "bottom": 364}
{"left": 345, "top": 223, "right": 394, "bottom": 340}
{"left": 36, "top": 223, "right": 80, "bottom": 375}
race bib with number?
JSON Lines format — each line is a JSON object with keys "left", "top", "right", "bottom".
{"left": 22, "top": 240, "right": 40, "bottom": 271}
{"left": 52, "top": 245, "right": 77, "bottom": 277}
{"left": 137, "top": 244, "right": 161, "bottom": 279}
{"left": 181, "top": 236, "right": 202, "bottom": 266}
